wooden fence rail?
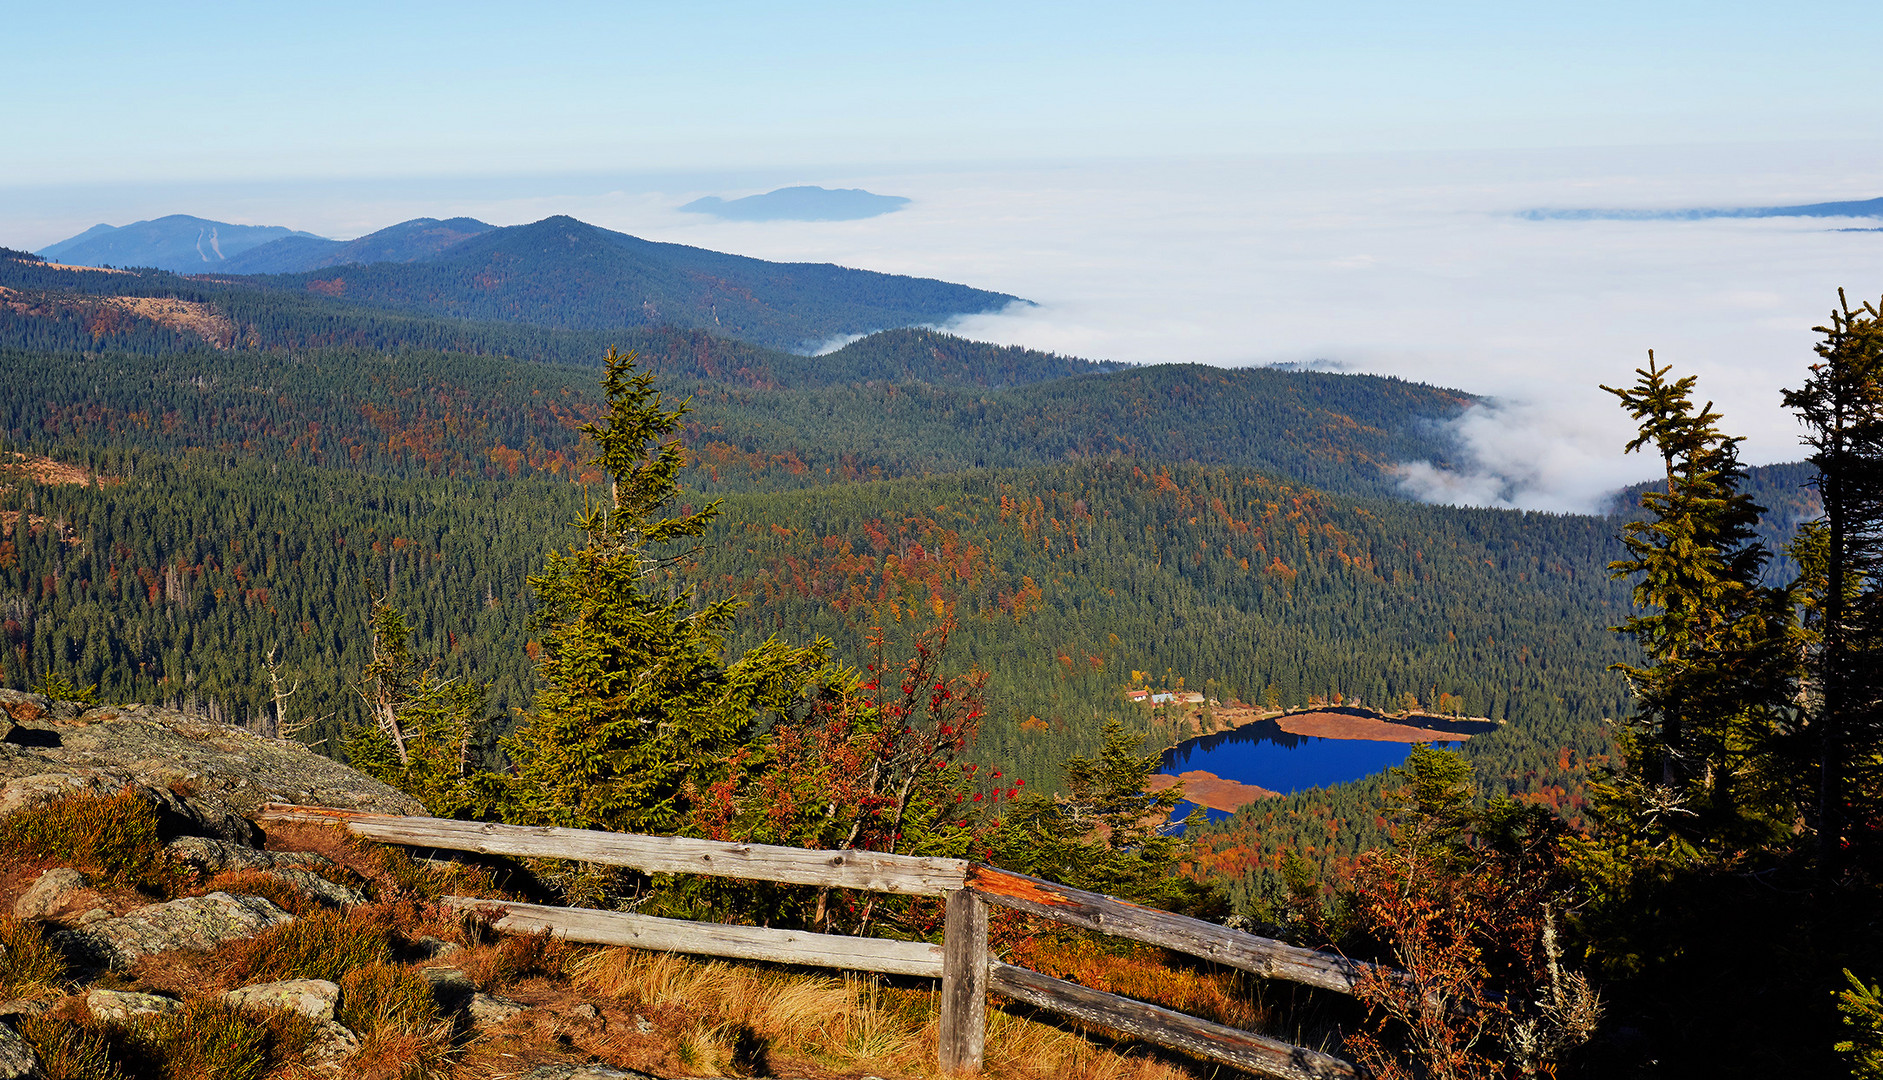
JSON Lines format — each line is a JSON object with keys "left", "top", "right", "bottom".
{"left": 260, "top": 804, "right": 1361, "bottom": 1079}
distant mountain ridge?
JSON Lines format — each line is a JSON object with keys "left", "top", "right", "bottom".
{"left": 37, "top": 215, "right": 328, "bottom": 272}
{"left": 219, "top": 217, "right": 496, "bottom": 273}
{"left": 33, "top": 212, "right": 1023, "bottom": 352}
{"left": 680, "top": 186, "right": 911, "bottom": 222}
{"left": 0, "top": 255, "right": 1097, "bottom": 392}
{"left": 238, "top": 214, "right": 1023, "bottom": 352}
{"left": 1521, "top": 195, "right": 1883, "bottom": 222}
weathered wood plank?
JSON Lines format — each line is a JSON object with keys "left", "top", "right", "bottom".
{"left": 967, "top": 866, "right": 1371, "bottom": 994}
{"left": 939, "top": 889, "right": 989, "bottom": 1074}
{"left": 259, "top": 804, "right": 967, "bottom": 895}
{"left": 442, "top": 897, "right": 944, "bottom": 977}
{"left": 988, "top": 963, "right": 1356, "bottom": 1080}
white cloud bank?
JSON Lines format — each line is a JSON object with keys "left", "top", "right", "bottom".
{"left": 5, "top": 141, "right": 1879, "bottom": 513}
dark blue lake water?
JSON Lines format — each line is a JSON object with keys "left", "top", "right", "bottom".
{"left": 1160, "top": 719, "right": 1461, "bottom": 827}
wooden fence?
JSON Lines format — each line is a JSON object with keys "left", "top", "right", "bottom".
{"left": 259, "top": 804, "right": 1365, "bottom": 1080}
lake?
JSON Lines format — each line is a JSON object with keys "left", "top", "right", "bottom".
{"left": 1161, "top": 719, "right": 1461, "bottom": 827}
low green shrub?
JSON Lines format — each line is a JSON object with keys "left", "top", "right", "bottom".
{"left": 32, "top": 672, "right": 96, "bottom": 705}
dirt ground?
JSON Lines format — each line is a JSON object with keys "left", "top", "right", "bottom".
{"left": 1275, "top": 710, "right": 1486, "bottom": 743}
{"left": 1146, "top": 770, "right": 1279, "bottom": 813}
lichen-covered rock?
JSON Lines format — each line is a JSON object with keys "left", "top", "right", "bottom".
{"left": 0, "top": 1021, "right": 38, "bottom": 1080}
{"left": 0, "top": 691, "right": 421, "bottom": 839}
{"left": 269, "top": 868, "right": 365, "bottom": 908}
{"left": 55, "top": 891, "right": 293, "bottom": 969}
{"left": 0, "top": 1001, "right": 48, "bottom": 1023}
{"left": 467, "top": 991, "right": 529, "bottom": 1026}
{"left": 223, "top": 978, "right": 339, "bottom": 1021}
{"left": 0, "top": 772, "right": 92, "bottom": 817}
{"left": 164, "top": 836, "right": 338, "bottom": 875}
{"left": 306, "top": 1020, "right": 359, "bottom": 1065}
{"left": 85, "top": 988, "right": 185, "bottom": 1021}
{"left": 13, "top": 867, "right": 87, "bottom": 920}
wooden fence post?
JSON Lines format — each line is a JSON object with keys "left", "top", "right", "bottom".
{"left": 938, "top": 887, "right": 988, "bottom": 1074}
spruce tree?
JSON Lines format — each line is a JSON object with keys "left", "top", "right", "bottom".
{"left": 1783, "top": 291, "right": 1883, "bottom": 872}
{"left": 502, "top": 348, "right": 827, "bottom": 833}
{"left": 1601, "top": 354, "right": 1796, "bottom": 845}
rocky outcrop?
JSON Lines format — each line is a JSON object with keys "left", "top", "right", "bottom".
{"left": 84, "top": 988, "right": 184, "bottom": 1021}
{"left": 162, "top": 837, "right": 365, "bottom": 907}
{"left": 13, "top": 868, "right": 88, "bottom": 921}
{"left": 164, "top": 835, "right": 337, "bottom": 874}
{"left": 224, "top": 979, "right": 340, "bottom": 1021}
{"left": 55, "top": 892, "right": 293, "bottom": 970}
{"left": 467, "top": 990, "right": 530, "bottom": 1027}
{"left": 0, "top": 690, "right": 422, "bottom": 842}
{"left": 420, "top": 967, "right": 475, "bottom": 1013}
{"left": 0, "top": 1023, "right": 38, "bottom": 1080}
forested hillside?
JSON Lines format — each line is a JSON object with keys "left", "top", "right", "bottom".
{"left": 0, "top": 439, "right": 1632, "bottom": 803}
{"left": 0, "top": 338, "right": 1467, "bottom": 499}
{"left": 0, "top": 254, "right": 1628, "bottom": 801}
{"left": 10, "top": 235, "right": 1874, "bottom": 1077}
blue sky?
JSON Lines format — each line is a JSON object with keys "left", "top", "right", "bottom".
{"left": 8, "top": 1, "right": 1879, "bottom": 185}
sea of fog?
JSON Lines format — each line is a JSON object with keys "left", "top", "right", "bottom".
{"left": 7, "top": 141, "right": 1880, "bottom": 512}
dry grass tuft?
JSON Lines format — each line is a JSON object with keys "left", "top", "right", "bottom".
{"left": 1007, "top": 933, "right": 1265, "bottom": 1030}
{"left": 566, "top": 945, "right": 1213, "bottom": 1079}
{"left": 0, "top": 915, "right": 68, "bottom": 996}
{"left": 0, "top": 788, "right": 178, "bottom": 894}
{"left": 202, "top": 868, "right": 322, "bottom": 917}
{"left": 831, "top": 977, "right": 921, "bottom": 1063}
{"left": 459, "top": 928, "right": 579, "bottom": 991}
{"left": 572, "top": 949, "right": 917, "bottom": 1069}
{"left": 346, "top": 1023, "right": 460, "bottom": 1080}
{"left": 223, "top": 908, "right": 392, "bottom": 984}
{"left": 137, "top": 997, "right": 279, "bottom": 1080}
{"left": 371, "top": 846, "right": 495, "bottom": 902}
{"left": 338, "top": 961, "right": 442, "bottom": 1036}
{"left": 984, "top": 1008, "right": 1198, "bottom": 1080}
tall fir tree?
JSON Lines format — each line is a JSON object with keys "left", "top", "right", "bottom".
{"left": 1600, "top": 354, "right": 1797, "bottom": 848}
{"left": 1783, "top": 291, "right": 1883, "bottom": 873}
{"left": 501, "top": 348, "right": 827, "bottom": 833}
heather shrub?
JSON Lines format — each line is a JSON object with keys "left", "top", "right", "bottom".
{"left": 16, "top": 1012, "right": 124, "bottom": 1080}
{"left": 225, "top": 908, "right": 391, "bottom": 983}
{"left": 338, "top": 961, "right": 440, "bottom": 1035}
{"left": 0, "top": 788, "right": 175, "bottom": 893}
{"left": 0, "top": 915, "right": 68, "bottom": 996}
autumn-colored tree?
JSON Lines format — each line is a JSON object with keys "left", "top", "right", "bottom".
{"left": 686, "top": 620, "right": 995, "bottom": 932}
{"left": 1346, "top": 747, "right": 1599, "bottom": 1080}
